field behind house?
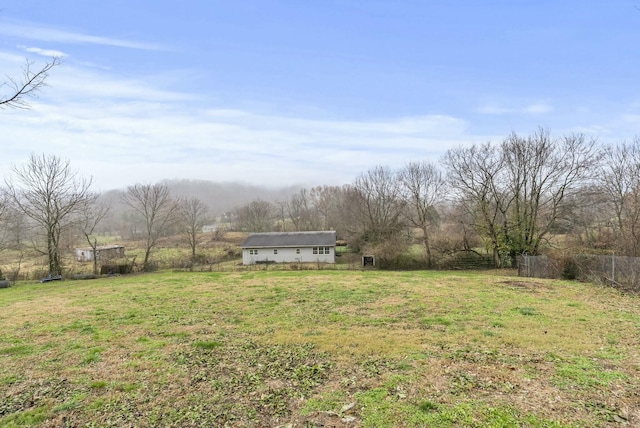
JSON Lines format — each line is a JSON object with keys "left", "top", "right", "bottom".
{"left": 1, "top": 270, "right": 639, "bottom": 427}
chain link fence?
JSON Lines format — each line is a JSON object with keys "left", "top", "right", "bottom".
{"left": 518, "top": 253, "right": 640, "bottom": 292}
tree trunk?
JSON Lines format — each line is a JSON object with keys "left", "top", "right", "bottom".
{"left": 422, "top": 226, "right": 432, "bottom": 267}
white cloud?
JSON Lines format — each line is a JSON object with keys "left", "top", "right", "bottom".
{"left": 477, "top": 101, "right": 553, "bottom": 115}
{"left": 622, "top": 114, "right": 640, "bottom": 124}
{"left": 0, "top": 43, "right": 503, "bottom": 191}
{"left": 21, "top": 46, "right": 67, "bottom": 58}
{"left": 523, "top": 103, "right": 553, "bottom": 114}
{"left": 47, "top": 64, "right": 197, "bottom": 103}
{"left": 0, "top": 21, "right": 165, "bottom": 51}
{"left": 1, "top": 35, "right": 615, "bottom": 193}
{"left": 0, "top": 90, "right": 476, "bottom": 191}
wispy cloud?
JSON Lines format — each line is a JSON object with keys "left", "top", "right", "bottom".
{"left": 0, "top": 90, "right": 477, "bottom": 190}
{"left": 2, "top": 43, "right": 588, "bottom": 191}
{"left": 476, "top": 105, "right": 512, "bottom": 115}
{"left": 523, "top": 103, "right": 553, "bottom": 114}
{"left": 0, "top": 26, "right": 617, "bottom": 192}
{"left": 0, "top": 21, "right": 165, "bottom": 51}
{"left": 0, "top": 76, "right": 625, "bottom": 191}
{"left": 477, "top": 102, "right": 553, "bottom": 115}
{"left": 46, "top": 64, "right": 197, "bottom": 103}
{"left": 21, "top": 46, "right": 67, "bottom": 58}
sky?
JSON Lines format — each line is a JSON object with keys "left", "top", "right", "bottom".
{"left": 1, "top": 1, "right": 640, "bottom": 191}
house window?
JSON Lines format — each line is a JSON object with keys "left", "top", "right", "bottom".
{"left": 296, "top": 248, "right": 300, "bottom": 254}
{"left": 274, "top": 249, "right": 278, "bottom": 254}
{"left": 313, "top": 247, "right": 331, "bottom": 255}
{"left": 249, "top": 249, "right": 259, "bottom": 255}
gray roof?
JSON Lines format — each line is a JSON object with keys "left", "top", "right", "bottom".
{"left": 75, "top": 244, "right": 124, "bottom": 251}
{"left": 240, "top": 231, "right": 336, "bottom": 248}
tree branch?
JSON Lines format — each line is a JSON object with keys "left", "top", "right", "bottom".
{"left": 1, "top": 57, "right": 61, "bottom": 109}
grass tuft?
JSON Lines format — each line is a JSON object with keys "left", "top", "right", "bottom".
{"left": 193, "top": 340, "right": 224, "bottom": 350}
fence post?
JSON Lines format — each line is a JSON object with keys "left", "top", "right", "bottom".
{"left": 611, "top": 252, "right": 615, "bottom": 286}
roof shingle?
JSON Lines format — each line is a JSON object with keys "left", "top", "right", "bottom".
{"left": 240, "top": 231, "right": 336, "bottom": 248}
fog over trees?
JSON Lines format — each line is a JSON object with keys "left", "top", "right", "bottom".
{"left": 5, "top": 129, "right": 640, "bottom": 273}
{"left": 122, "top": 183, "right": 179, "bottom": 272}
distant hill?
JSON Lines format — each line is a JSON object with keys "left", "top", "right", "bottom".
{"left": 97, "top": 180, "right": 305, "bottom": 234}
{"left": 159, "top": 179, "right": 302, "bottom": 213}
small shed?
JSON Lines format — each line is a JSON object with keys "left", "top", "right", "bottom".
{"left": 240, "top": 231, "right": 336, "bottom": 265}
{"left": 75, "top": 245, "right": 125, "bottom": 262}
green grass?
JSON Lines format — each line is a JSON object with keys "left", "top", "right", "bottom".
{"left": 552, "top": 355, "right": 627, "bottom": 389}
{"left": 0, "top": 270, "right": 639, "bottom": 427}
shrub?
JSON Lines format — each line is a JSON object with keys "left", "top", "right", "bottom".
{"left": 561, "top": 257, "right": 579, "bottom": 280}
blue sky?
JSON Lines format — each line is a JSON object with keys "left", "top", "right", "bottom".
{"left": 1, "top": 1, "right": 639, "bottom": 191}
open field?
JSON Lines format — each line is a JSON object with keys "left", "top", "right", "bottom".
{"left": 1, "top": 270, "right": 639, "bottom": 427}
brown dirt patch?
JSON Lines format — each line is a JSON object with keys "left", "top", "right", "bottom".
{"left": 499, "top": 280, "right": 550, "bottom": 292}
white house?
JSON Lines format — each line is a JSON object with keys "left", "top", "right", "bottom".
{"left": 240, "top": 231, "right": 336, "bottom": 265}
{"left": 75, "top": 245, "right": 125, "bottom": 262}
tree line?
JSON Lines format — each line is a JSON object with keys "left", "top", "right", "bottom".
{"left": 0, "top": 154, "right": 211, "bottom": 275}
{"left": 230, "top": 128, "right": 638, "bottom": 268}
{"left": 3, "top": 128, "right": 640, "bottom": 275}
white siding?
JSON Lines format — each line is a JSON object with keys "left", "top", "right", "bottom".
{"left": 76, "top": 248, "right": 94, "bottom": 262}
{"left": 75, "top": 246, "right": 125, "bottom": 262}
{"left": 242, "top": 247, "right": 335, "bottom": 265}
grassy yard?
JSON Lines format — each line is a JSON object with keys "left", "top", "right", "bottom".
{"left": 0, "top": 270, "right": 638, "bottom": 427}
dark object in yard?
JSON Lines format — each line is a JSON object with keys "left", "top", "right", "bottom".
{"left": 362, "top": 255, "right": 375, "bottom": 268}
{"left": 0, "top": 280, "right": 9, "bottom": 288}
{"left": 70, "top": 274, "right": 99, "bottom": 280}
{"left": 40, "top": 274, "right": 63, "bottom": 283}
{"left": 100, "top": 264, "right": 132, "bottom": 275}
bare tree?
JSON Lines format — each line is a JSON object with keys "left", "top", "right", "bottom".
{"left": 234, "top": 200, "right": 273, "bottom": 232}
{"left": 443, "top": 142, "right": 507, "bottom": 265}
{"left": 443, "top": 129, "right": 600, "bottom": 266}
{"left": 309, "top": 185, "right": 351, "bottom": 236}
{"left": 177, "top": 197, "right": 210, "bottom": 269}
{"left": 122, "top": 183, "right": 178, "bottom": 271}
{"left": 352, "top": 166, "right": 406, "bottom": 248}
{"left": 0, "top": 190, "right": 10, "bottom": 253}
{"left": 78, "top": 198, "right": 110, "bottom": 274}
{"left": 502, "top": 130, "right": 599, "bottom": 261}
{"left": 561, "top": 185, "right": 610, "bottom": 250}
{"left": 274, "top": 200, "right": 288, "bottom": 231}
{"left": 399, "top": 161, "right": 446, "bottom": 266}
{"left": 599, "top": 139, "right": 640, "bottom": 255}
{"left": 0, "top": 197, "right": 34, "bottom": 281}
{"left": 284, "top": 188, "right": 321, "bottom": 231}
{"left": 5, "top": 153, "right": 95, "bottom": 275}
{"left": 432, "top": 201, "right": 482, "bottom": 255}
{"left": 1, "top": 57, "right": 61, "bottom": 109}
